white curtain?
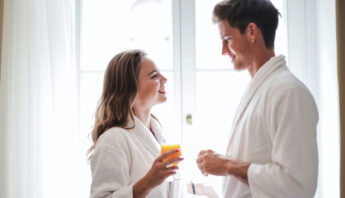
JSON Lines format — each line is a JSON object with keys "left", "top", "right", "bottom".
{"left": 0, "top": 0, "right": 87, "bottom": 197}
{"left": 286, "top": 0, "right": 339, "bottom": 197}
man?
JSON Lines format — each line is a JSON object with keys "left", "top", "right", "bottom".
{"left": 196, "top": 0, "right": 319, "bottom": 197}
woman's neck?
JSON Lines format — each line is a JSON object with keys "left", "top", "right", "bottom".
{"left": 134, "top": 107, "right": 152, "bottom": 130}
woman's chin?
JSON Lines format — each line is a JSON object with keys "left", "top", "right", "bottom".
{"left": 157, "top": 97, "right": 167, "bottom": 104}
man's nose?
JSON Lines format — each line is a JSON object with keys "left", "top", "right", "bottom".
{"left": 222, "top": 43, "right": 232, "bottom": 56}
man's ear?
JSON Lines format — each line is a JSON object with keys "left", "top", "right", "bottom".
{"left": 246, "top": 22, "right": 258, "bottom": 43}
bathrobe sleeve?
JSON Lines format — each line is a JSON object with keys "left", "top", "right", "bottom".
{"left": 248, "top": 86, "right": 319, "bottom": 198}
{"left": 90, "top": 131, "right": 133, "bottom": 198}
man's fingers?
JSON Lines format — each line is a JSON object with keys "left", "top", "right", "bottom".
{"left": 198, "top": 150, "right": 207, "bottom": 157}
{"left": 197, "top": 152, "right": 209, "bottom": 163}
{"left": 200, "top": 166, "right": 209, "bottom": 176}
{"left": 206, "top": 149, "right": 214, "bottom": 153}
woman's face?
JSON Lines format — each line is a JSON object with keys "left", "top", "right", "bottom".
{"left": 134, "top": 57, "right": 167, "bottom": 109}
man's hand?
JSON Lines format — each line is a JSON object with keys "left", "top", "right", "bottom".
{"left": 196, "top": 150, "right": 250, "bottom": 184}
{"left": 196, "top": 150, "right": 231, "bottom": 176}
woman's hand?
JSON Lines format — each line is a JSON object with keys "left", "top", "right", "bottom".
{"left": 133, "top": 149, "right": 183, "bottom": 198}
{"left": 145, "top": 149, "right": 183, "bottom": 186}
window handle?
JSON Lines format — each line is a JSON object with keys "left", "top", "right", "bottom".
{"left": 186, "top": 113, "right": 192, "bottom": 126}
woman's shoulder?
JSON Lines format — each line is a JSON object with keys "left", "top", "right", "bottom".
{"left": 96, "top": 126, "right": 131, "bottom": 148}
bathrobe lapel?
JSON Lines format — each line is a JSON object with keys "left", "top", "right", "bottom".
{"left": 128, "top": 116, "right": 164, "bottom": 157}
{"left": 227, "top": 56, "right": 287, "bottom": 153}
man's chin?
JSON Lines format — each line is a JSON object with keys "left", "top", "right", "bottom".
{"left": 233, "top": 64, "right": 245, "bottom": 71}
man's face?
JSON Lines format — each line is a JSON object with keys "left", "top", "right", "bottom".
{"left": 218, "top": 20, "right": 253, "bottom": 71}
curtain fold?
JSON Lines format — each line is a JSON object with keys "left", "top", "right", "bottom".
{"left": 336, "top": 0, "right": 345, "bottom": 197}
{"left": 0, "top": 0, "right": 3, "bottom": 79}
{"left": 0, "top": 0, "right": 80, "bottom": 197}
{"left": 0, "top": 1, "right": 5, "bottom": 198}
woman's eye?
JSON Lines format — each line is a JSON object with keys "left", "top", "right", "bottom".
{"left": 152, "top": 74, "right": 158, "bottom": 79}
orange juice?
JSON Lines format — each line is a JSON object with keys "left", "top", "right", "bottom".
{"left": 161, "top": 144, "right": 181, "bottom": 166}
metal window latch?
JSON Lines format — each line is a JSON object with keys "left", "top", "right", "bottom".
{"left": 186, "top": 113, "right": 192, "bottom": 126}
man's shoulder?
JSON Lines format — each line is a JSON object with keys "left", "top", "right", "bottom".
{"left": 259, "top": 69, "right": 317, "bottom": 107}
{"left": 266, "top": 69, "right": 309, "bottom": 94}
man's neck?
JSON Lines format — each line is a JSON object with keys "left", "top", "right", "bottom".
{"left": 248, "top": 49, "right": 275, "bottom": 78}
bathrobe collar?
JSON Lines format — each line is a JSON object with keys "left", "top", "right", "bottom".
{"left": 232, "top": 55, "right": 287, "bottom": 130}
{"left": 127, "top": 116, "right": 165, "bottom": 157}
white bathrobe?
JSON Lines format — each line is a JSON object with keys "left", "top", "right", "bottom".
{"left": 90, "top": 116, "right": 170, "bottom": 198}
{"left": 223, "top": 55, "right": 319, "bottom": 198}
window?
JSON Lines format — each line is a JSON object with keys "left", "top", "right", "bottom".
{"left": 79, "top": 0, "right": 287, "bottom": 196}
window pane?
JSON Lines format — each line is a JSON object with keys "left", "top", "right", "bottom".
{"left": 195, "top": 0, "right": 287, "bottom": 69}
{"left": 182, "top": 70, "right": 250, "bottom": 191}
{"left": 195, "top": 71, "right": 250, "bottom": 153}
{"left": 80, "top": 72, "right": 104, "bottom": 137}
{"left": 151, "top": 71, "right": 180, "bottom": 142}
{"left": 270, "top": 0, "right": 288, "bottom": 56}
{"left": 81, "top": 0, "right": 173, "bottom": 71}
{"left": 195, "top": 0, "right": 230, "bottom": 70}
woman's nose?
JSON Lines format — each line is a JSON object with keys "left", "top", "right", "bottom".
{"left": 161, "top": 75, "right": 167, "bottom": 84}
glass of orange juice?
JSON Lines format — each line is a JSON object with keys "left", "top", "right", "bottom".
{"left": 161, "top": 144, "right": 182, "bottom": 166}
{"left": 161, "top": 143, "right": 182, "bottom": 181}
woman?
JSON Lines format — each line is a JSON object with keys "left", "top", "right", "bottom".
{"left": 89, "top": 49, "right": 183, "bottom": 198}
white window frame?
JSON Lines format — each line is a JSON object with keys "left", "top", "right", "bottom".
{"left": 75, "top": 0, "right": 339, "bottom": 197}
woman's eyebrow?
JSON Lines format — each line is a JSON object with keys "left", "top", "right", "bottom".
{"left": 147, "top": 70, "right": 158, "bottom": 76}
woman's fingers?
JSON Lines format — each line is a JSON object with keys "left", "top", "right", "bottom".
{"left": 163, "top": 170, "right": 177, "bottom": 179}
{"left": 161, "top": 156, "right": 184, "bottom": 167}
{"left": 154, "top": 163, "right": 178, "bottom": 181}
{"left": 156, "top": 149, "right": 180, "bottom": 162}
{"left": 164, "top": 164, "right": 179, "bottom": 171}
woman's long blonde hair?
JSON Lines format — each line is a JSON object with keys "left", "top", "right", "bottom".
{"left": 88, "top": 49, "right": 146, "bottom": 160}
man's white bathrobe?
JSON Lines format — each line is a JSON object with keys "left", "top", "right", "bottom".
{"left": 90, "top": 116, "right": 170, "bottom": 198}
{"left": 223, "top": 55, "right": 318, "bottom": 198}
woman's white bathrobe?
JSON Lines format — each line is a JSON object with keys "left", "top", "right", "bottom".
{"left": 223, "top": 55, "right": 319, "bottom": 198}
{"left": 90, "top": 116, "right": 169, "bottom": 198}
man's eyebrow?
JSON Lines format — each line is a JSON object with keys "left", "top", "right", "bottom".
{"left": 148, "top": 70, "right": 158, "bottom": 76}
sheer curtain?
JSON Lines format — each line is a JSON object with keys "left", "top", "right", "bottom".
{"left": 286, "top": 0, "right": 339, "bottom": 197}
{"left": 0, "top": 0, "right": 84, "bottom": 198}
